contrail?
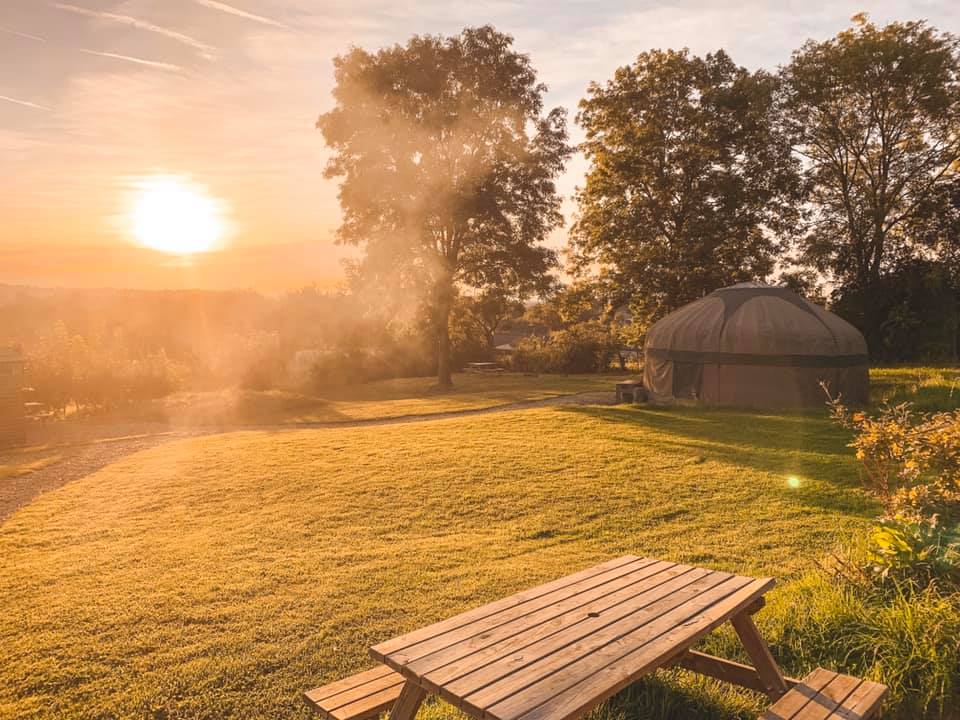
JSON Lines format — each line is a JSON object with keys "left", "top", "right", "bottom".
{"left": 0, "top": 25, "right": 45, "bottom": 42}
{"left": 80, "top": 49, "right": 183, "bottom": 72}
{"left": 193, "top": 0, "right": 288, "bottom": 29}
{"left": 52, "top": 3, "right": 216, "bottom": 58}
{"left": 0, "top": 94, "right": 52, "bottom": 111}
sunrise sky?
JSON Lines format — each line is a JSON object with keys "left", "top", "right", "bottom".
{"left": 2, "top": 0, "right": 958, "bottom": 291}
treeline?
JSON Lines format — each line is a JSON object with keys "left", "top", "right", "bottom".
{"left": 569, "top": 15, "right": 960, "bottom": 363}
{"left": 318, "top": 15, "right": 960, "bottom": 384}
{"left": 3, "top": 283, "right": 616, "bottom": 414}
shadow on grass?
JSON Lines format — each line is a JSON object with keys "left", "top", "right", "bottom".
{"left": 589, "top": 671, "right": 761, "bottom": 720}
{"left": 559, "top": 404, "right": 876, "bottom": 517}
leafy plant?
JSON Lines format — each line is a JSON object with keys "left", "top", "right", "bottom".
{"left": 864, "top": 516, "right": 960, "bottom": 589}
{"left": 826, "top": 394, "right": 960, "bottom": 520}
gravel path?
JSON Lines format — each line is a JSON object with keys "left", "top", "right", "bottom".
{"left": 0, "top": 391, "right": 616, "bottom": 524}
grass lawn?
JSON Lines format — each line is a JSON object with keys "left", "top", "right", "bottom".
{"left": 153, "top": 372, "right": 629, "bottom": 426}
{"left": 0, "top": 404, "right": 877, "bottom": 720}
{"left": 870, "top": 366, "right": 960, "bottom": 410}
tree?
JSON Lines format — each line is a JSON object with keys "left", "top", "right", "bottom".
{"left": 832, "top": 260, "right": 960, "bottom": 362}
{"left": 570, "top": 48, "right": 801, "bottom": 329}
{"left": 462, "top": 286, "right": 526, "bottom": 353}
{"left": 317, "top": 26, "right": 571, "bottom": 386}
{"left": 908, "top": 171, "right": 960, "bottom": 281}
{"left": 780, "top": 15, "right": 960, "bottom": 343}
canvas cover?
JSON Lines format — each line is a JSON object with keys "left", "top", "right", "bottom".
{"left": 643, "top": 283, "right": 869, "bottom": 408}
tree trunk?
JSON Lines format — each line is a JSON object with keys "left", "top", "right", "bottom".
{"left": 437, "top": 314, "right": 452, "bottom": 387}
{"left": 435, "top": 270, "right": 454, "bottom": 388}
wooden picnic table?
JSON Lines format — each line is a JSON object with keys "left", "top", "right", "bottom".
{"left": 369, "top": 555, "right": 789, "bottom": 720}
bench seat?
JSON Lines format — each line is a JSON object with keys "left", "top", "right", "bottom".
{"left": 761, "top": 667, "right": 888, "bottom": 719}
{"left": 304, "top": 666, "right": 405, "bottom": 720}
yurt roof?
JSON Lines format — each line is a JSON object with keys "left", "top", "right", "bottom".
{"left": 645, "top": 283, "right": 868, "bottom": 359}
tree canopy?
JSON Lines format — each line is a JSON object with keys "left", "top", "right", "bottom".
{"left": 570, "top": 48, "right": 802, "bottom": 327}
{"left": 318, "top": 26, "right": 571, "bottom": 385}
{"left": 780, "top": 16, "right": 960, "bottom": 340}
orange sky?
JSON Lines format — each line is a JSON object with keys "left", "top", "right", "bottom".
{"left": 2, "top": 0, "right": 958, "bottom": 291}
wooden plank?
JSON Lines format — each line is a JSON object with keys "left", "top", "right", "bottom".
{"left": 762, "top": 668, "right": 889, "bottom": 720}
{"left": 461, "top": 573, "right": 753, "bottom": 718}
{"left": 333, "top": 683, "right": 409, "bottom": 720}
{"left": 387, "top": 680, "right": 427, "bottom": 720}
{"left": 371, "top": 556, "right": 644, "bottom": 659}
{"left": 673, "top": 651, "right": 799, "bottom": 694}
{"left": 761, "top": 668, "right": 837, "bottom": 720}
{"left": 833, "top": 678, "right": 888, "bottom": 719}
{"left": 791, "top": 672, "right": 862, "bottom": 720}
{"left": 421, "top": 566, "right": 709, "bottom": 699}
{"left": 730, "top": 611, "right": 788, "bottom": 700}
{"left": 305, "top": 666, "right": 399, "bottom": 705}
{"left": 318, "top": 672, "right": 406, "bottom": 712}
{"left": 387, "top": 559, "right": 671, "bottom": 667}
{"left": 402, "top": 561, "right": 685, "bottom": 680}
{"left": 494, "top": 577, "right": 774, "bottom": 720}
{"left": 447, "top": 570, "right": 732, "bottom": 707}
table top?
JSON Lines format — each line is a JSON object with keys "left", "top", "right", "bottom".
{"left": 370, "top": 555, "right": 773, "bottom": 720}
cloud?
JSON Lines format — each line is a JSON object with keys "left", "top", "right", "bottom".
{"left": 193, "top": 0, "right": 289, "bottom": 29}
{"left": 0, "top": 25, "right": 45, "bottom": 42}
{"left": 52, "top": 2, "right": 217, "bottom": 59}
{"left": 79, "top": 49, "right": 183, "bottom": 72}
{"left": 0, "top": 94, "right": 52, "bottom": 111}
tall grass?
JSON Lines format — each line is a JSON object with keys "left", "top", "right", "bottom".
{"left": 871, "top": 367, "right": 960, "bottom": 410}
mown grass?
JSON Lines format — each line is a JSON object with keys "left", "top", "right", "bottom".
{"left": 152, "top": 372, "right": 628, "bottom": 426}
{"left": 0, "top": 404, "right": 876, "bottom": 720}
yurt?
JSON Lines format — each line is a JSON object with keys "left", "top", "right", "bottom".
{"left": 643, "top": 283, "right": 869, "bottom": 408}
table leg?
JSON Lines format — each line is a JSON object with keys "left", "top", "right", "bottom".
{"left": 389, "top": 680, "right": 427, "bottom": 720}
{"left": 730, "top": 611, "right": 787, "bottom": 701}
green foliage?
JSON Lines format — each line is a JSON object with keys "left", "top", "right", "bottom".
{"left": 571, "top": 48, "right": 801, "bottom": 326}
{"left": 780, "top": 16, "right": 960, "bottom": 344}
{"left": 832, "top": 261, "right": 960, "bottom": 364}
{"left": 860, "top": 516, "right": 960, "bottom": 589}
{"left": 827, "top": 396, "right": 960, "bottom": 520}
{"left": 317, "top": 26, "right": 571, "bottom": 385}
{"left": 26, "top": 321, "right": 187, "bottom": 415}
{"left": 510, "top": 321, "right": 619, "bottom": 373}
{"left": 451, "top": 288, "right": 527, "bottom": 360}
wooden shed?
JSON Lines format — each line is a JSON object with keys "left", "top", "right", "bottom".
{"left": 0, "top": 347, "right": 26, "bottom": 447}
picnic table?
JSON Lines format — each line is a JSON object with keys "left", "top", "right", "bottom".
{"left": 466, "top": 362, "right": 504, "bottom": 373}
{"left": 305, "top": 555, "right": 887, "bottom": 720}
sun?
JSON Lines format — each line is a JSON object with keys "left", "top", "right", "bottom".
{"left": 130, "top": 175, "right": 224, "bottom": 254}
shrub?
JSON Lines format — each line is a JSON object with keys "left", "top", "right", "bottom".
{"left": 862, "top": 516, "right": 960, "bottom": 589}
{"left": 510, "top": 321, "right": 619, "bottom": 373}
{"left": 827, "top": 397, "right": 960, "bottom": 521}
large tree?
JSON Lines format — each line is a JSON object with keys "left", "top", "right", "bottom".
{"left": 570, "top": 48, "right": 801, "bottom": 327}
{"left": 780, "top": 15, "right": 960, "bottom": 341}
{"left": 318, "top": 26, "right": 570, "bottom": 386}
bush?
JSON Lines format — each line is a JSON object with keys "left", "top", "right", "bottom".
{"left": 510, "top": 321, "right": 619, "bottom": 373}
{"left": 827, "top": 397, "right": 960, "bottom": 521}
{"left": 861, "top": 516, "right": 960, "bottom": 590}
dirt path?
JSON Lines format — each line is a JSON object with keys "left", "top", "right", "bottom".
{"left": 240, "top": 390, "right": 617, "bottom": 430}
{"left": 0, "top": 391, "right": 616, "bottom": 524}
